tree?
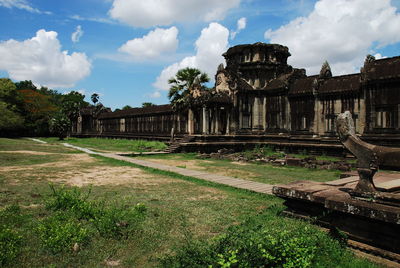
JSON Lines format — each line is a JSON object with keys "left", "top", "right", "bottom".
{"left": 141, "top": 102, "right": 155, "bottom": 108}
{"left": 49, "top": 111, "right": 71, "bottom": 140}
{"left": 15, "top": 80, "right": 37, "bottom": 91}
{"left": 168, "top": 67, "right": 210, "bottom": 111}
{"left": 91, "top": 93, "right": 99, "bottom": 105}
{"left": 0, "top": 101, "right": 24, "bottom": 135}
{"left": 122, "top": 105, "right": 132, "bottom": 110}
{"left": 0, "top": 78, "right": 23, "bottom": 110}
{"left": 61, "top": 91, "right": 88, "bottom": 121}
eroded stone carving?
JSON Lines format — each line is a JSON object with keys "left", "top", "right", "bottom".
{"left": 336, "top": 111, "right": 400, "bottom": 200}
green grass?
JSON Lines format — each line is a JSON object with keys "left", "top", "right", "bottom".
{"left": 38, "top": 137, "right": 168, "bottom": 152}
{"left": 137, "top": 153, "right": 342, "bottom": 184}
{"left": 0, "top": 138, "right": 81, "bottom": 153}
{"left": 0, "top": 138, "right": 381, "bottom": 267}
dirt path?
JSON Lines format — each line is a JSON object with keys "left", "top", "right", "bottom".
{"left": 61, "top": 143, "right": 275, "bottom": 194}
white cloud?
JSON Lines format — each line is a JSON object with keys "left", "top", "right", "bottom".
{"left": 70, "top": 15, "right": 115, "bottom": 25}
{"left": 0, "top": 0, "right": 50, "bottom": 14}
{"left": 149, "top": 91, "right": 161, "bottom": 98}
{"left": 0, "top": 29, "right": 92, "bottom": 88}
{"left": 109, "top": 0, "right": 240, "bottom": 27}
{"left": 71, "top": 25, "right": 84, "bottom": 43}
{"left": 264, "top": 0, "right": 400, "bottom": 75}
{"left": 230, "top": 17, "right": 246, "bottom": 39}
{"left": 119, "top": 27, "right": 178, "bottom": 60}
{"left": 153, "top": 22, "right": 229, "bottom": 91}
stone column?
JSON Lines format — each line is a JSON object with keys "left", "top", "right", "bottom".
{"left": 263, "top": 97, "right": 267, "bottom": 131}
{"left": 202, "top": 107, "right": 208, "bottom": 134}
{"left": 239, "top": 99, "right": 243, "bottom": 129}
{"left": 188, "top": 109, "right": 194, "bottom": 135}
{"left": 253, "top": 97, "right": 260, "bottom": 129}
{"left": 215, "top": 109, "right": 219, "bottom": 134}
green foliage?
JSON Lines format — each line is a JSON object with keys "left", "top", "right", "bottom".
{"left": 0, "top": 225, "right": 23, "bottom": 266}
{"left": 49, "top": 111, "right": 71, "bottom": 140}
{"left": 60, "top": 91, "right": 88, "bottom": 121}
{"left": 46, "top": 185, "right": 147, "bottom": 238}
{"left": 0, "top": 205, "right": 24, "bottom": 266}
{"left": 37, "top": 213, "right": 90, "bottom": 254}
{"left": 92, "top": 202, "right": 147, "bottom": 238}
{"left": 122, "top": 104, "right": 132, "bottom": 110}
{"left": 15, "top": 80, "right": 37, "bottom": 90}
{"left": 168, "top": 67, "right": 210, "bottom": 112}
{"left": 161, "top": 209, "right": 377, "bottom": 268}
{"left": 91, "top": 93, "right": 99, "bottom": 105}
{"left": 241, "top": 145, "right": 285, "bottom": 160}
{"left": 0, "top": 101, "right": 24, "bottom": 132}
{"left": 46, "top": 185, "right": 96, "bottom": 219}
{"left": 141, "top": 102, "right": 154, "bottom": 108}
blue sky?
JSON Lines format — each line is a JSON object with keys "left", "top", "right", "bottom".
{"left": 1, "top": 0, "right": 400, "bottom": 110}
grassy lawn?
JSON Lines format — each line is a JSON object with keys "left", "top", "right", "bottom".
{"left": 0, "top": 138, "right": 379, "bottom": 267}
{"left": 0, "top": 138, "right": 279, "bottom": 267}
{"left": 38, "top": 137, "right": 168, "bottom": 153}
{"left": 136, "top": 153, "right": 342, "bottom": 184}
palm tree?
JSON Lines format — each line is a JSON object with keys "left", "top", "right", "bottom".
{"left": 168, "top": 67, "right": 210, "bottom": 111}
{"left": 91, "top": 93, "right": 99, "bottom": 105}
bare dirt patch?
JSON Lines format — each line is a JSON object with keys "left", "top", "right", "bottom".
{"left": 0, "top": 153, "right": 96, "bottom": 172}
{"left": 53, "top": 166, "right": 175, "bottom": 187}
{"left": 0, "top": 150, "right": 57, "bottom": 155}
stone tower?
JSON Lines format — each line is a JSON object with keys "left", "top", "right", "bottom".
{"left": 222, "top": 42, "right": 293, "bottom": 89}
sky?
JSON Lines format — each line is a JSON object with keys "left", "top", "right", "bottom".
{"left": 1, "top": 0, "right": 400, "bottom": 110}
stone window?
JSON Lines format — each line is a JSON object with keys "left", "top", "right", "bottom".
{"left": 375, "top": 108, "right": 396, "bottom": 128}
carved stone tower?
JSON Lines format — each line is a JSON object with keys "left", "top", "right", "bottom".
{"left": 222, "top": 42, "right": 293, "bottom": 89}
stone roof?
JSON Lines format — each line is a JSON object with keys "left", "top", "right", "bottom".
{"left": 79, "top": 107, "right": 96, "bottom": 115}
{"left": 223, "top": 42, "right": 290, "bottom": 57}
{"left": 318, "top": 73, "right": 361, "bottom": 95}
{"left": 363, "top": 56, "right": 400, "bottom": 82}
{"left": 288, "top": 75, "right": 318, "bottom": 96}
{"left": 99, "top": 104, "right": 173, "bottom": 119}
{"left": 263, "top": 73, "right": 291, "bottom": 91}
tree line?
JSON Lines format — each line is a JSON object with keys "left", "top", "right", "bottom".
{"left": 0, "top": 67, "right": 212, "bottom": 138}
{"left": 0, "top": 78, "right": 96, "bottom": 138}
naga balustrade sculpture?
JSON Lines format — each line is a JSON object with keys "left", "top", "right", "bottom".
{"left": 336, "top": 111, "right": 400, "bottom": 205}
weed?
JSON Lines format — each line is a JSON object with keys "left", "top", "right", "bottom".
{"left": 92, "top": 202, "right": 146, "bottom": 238}
{"left": 45, "top": 185, "right": 147, "bottom": 238}
{"left": 0, "top": 225, "right": 23, "bottom": 266}
{"left": 37, "top": 212, "right": 91, "bottom": 254}
{"left": 161, "top": 209, "right": 378, "bottom": 268}
{"left": 46, "top": 184, "right": 96, "bottom": 220}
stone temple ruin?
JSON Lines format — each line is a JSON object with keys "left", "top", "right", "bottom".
{"left": 72, "top": 42, "right": 400, "bottom": 154}
{"left": 273, "top": 111, "right": 400, "bottom": 264}
{"left": 71, "top": 43, "right": 400, "bottom": 262}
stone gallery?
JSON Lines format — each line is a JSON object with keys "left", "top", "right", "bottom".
{"left": 73, "top": 42, "right": 400, "bottom": 152}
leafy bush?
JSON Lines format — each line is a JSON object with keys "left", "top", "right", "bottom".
{"left": 45, "top": 185, "right": 147, "bottom": 238}
{"left": 92, "top": 203, "right": 147, "bottom": 238}
{"left": 161, "top": 208, "right": 377, "bottom": 268}
{"left": 0, "top": 225, "right": 22, "bottom": 266}
{"left": 46, "top": 184, "right": 96, "bottom": 220}
{"left": 0, "top": 205, "right": 26, "bottom": 266}
{"left": 37, "top": 213, "right": 90, "bottom": 254}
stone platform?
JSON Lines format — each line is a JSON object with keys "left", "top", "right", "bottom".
{"left": 273, "top": 173, "right": 400, "bottom": 262}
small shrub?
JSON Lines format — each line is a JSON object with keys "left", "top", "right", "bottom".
{"left": 0, "top": 225, "right": 22, "bottom": 266}
{"left": 92, "top": 203, "right": 147, "bottom": 238}
{"left": 38, "top": 213, "right": 90, "bottom": 254}
{"left": 46, "top": 184, "right": 96, "bottom": 220}
{"left": 161, "top": 209, "right": 377, "bottom": 268}
{"left": 45, "top": 185, "right": 147, "bottom": 239}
